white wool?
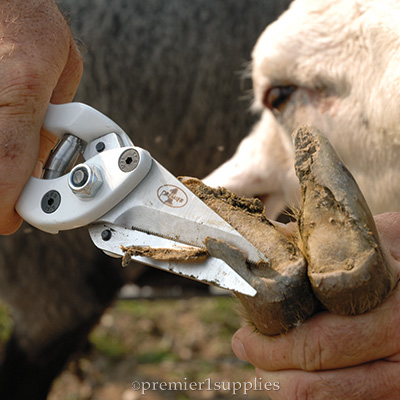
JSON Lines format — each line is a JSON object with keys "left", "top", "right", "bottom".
{"left": 205, "top": 0, "right": 400, "bottom": 217}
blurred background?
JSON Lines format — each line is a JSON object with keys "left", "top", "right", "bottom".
{"left": 0, "top": 1, "right": 292, "bottom": 398}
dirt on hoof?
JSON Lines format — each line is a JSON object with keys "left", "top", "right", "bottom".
{"left": 293, "top": 125, "right": 396, "bottom": 315}
{"left": 120, "top": 245, "right": 208, "bottom": 267}
{"left": 180, "top": 177, "right": 317, "bottom": 336}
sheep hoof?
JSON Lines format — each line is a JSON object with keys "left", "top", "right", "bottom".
{"left": 180, "top": 126, "right": 396, "bottom": 334}
{"left": 293, "top": 125, "right": 397, "bottom": 315}
{"left": 180, "top": 177, "right": 317, "bottom": 336}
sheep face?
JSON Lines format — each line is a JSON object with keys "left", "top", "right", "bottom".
{"left": 205, "top": 0, "right": 400, "bottom": 217}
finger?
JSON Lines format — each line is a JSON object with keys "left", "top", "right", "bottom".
{"left": 38, "top": 37, "right": 83, "bottom": 169}
{"left": 232, "top": 287, "right": 400, "bottom": 371}
{"left": 232, "top": 212, "right": 400, "bottom": 371}
{"left": 375, "top": 212, "right": 400, "bottom": 263}
{"left": 50, "top": 34, "right": 83, "bottom": 105}
{"left": 0, "top": 99, "right": 46, "bottom": 234}
{"left": 0, "top": 3, "right": 82, "bottom": 234}
{"left": 256, "top": 359, "right": 400, "bottom": 400}
{"left": 272, "top": 220, "right": 298, "bottom": 239}
{"left": 32, "top": 128, "right": 60, "bottom": 179}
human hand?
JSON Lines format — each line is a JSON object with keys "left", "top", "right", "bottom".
{"left": 232, "top": 212, "right": 400, "bottom": 399}
{"left": 0, "top": 0, "right": 82, "bottom": 234}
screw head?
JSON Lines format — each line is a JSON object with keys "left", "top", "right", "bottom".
{"left": 119, "top": 149, "right": 140, "bottom": 172}
{"left": 41, "top": 190, "right": 61, "bottom": 214}
{"left": 96, "top": 142, "right": 106, "bottom": 153}
{"left": 101, "top": 229, "right": 112, "bottom": 241}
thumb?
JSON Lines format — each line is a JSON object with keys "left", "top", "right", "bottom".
{"left": 375, "top": 212, "right": 400, "bottom": 266}
{"left": 38, "top": 37, "right": 83, "bottom": 169}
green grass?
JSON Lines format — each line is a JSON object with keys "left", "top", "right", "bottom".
{"left": 137, "top": 349, "right": 180, "bottom": 364}
{"left": 0, "top": 302, "right": 13, "bottom": 343}
{"left": 89, "top": 330, "right": 127, "bottom": 359}
{"left": 115, "top": 298, "right": 157, "bottom": 317}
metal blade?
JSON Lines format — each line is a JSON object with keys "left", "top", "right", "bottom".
{"left": 89, "top": 224, "right": 257, "bottom": 296}
{"left": 96, "top": 159, "right": 269, "bottom": 266}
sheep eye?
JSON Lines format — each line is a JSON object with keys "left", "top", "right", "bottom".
{"left": 263, "top": 85, "right": 296, "bottom": 112}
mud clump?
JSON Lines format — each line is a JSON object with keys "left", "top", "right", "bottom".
{"left": 120, "top": 245, "right": 208, "bottom": 267}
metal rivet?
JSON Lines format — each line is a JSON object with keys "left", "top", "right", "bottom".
{"left": 41, "top": 190, "right": 61, "bottom": 214}
{"left": 96, "top": 142, "right": 106, "bottom": 152}
{"left": 101, "top": 229, "right": 112, "bottom": 241}
{"left": 119, "top": 149, "right": 140, "bottom": 172}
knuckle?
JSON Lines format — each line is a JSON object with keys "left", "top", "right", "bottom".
{"left": 66, "top": 40, "right": 84, "bottom": 85}
{"left": 290, "top": 374, "right": 341, "bottom": 400}
{"left": 290, "top": 376, "right": 314, "bottom": 400}
{"left": 311, "top": 377, "right": 360, "bottom": 400}
{"left": 67, "top": 36, "right": 84, "bottom": 77}
{"left": 0, "top": 66, "right": 49, "bottom": 106}
{"left": 299, "top": 330, "right": 326, "bottom": 371}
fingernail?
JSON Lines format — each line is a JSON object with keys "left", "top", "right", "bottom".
{"left": 232, "top": 337, "right": 248, "bottom": 362}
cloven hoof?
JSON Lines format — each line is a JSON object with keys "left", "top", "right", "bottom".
{"left": 180, "top": 125, "right": 396, "bottom": 335}
{"left": 293, "top": 125, "right": 396, "bottom": 315}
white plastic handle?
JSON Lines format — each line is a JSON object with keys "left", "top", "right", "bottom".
{"left": 16, "top": 103, "right": 150, "bottom": 233}
{"left": 44, "top": 102, "right": 132, "bottom": 146}
{"left": 16, "top": 147, "right": 152, "bottom": 233}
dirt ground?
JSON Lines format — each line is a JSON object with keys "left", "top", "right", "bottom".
{"left": 0, "top": 296, "right": 276, "bottom": 400}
